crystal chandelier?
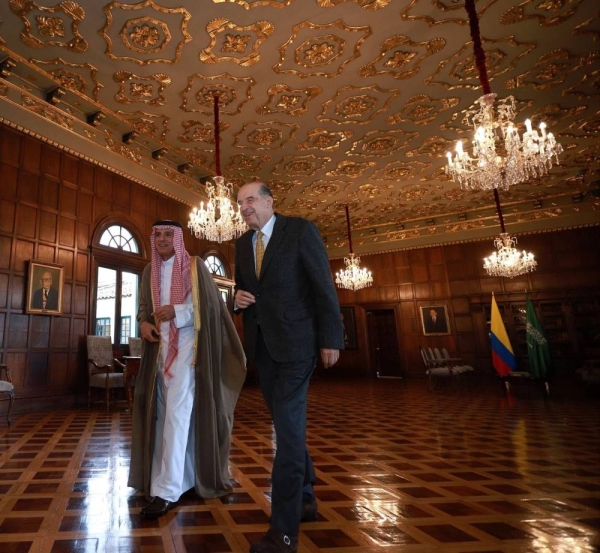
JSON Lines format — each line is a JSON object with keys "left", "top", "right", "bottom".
{"left": 483, "top": 233, "right": 537, "bottom": 278}
{"left": 483, "top": 189, "right": 537, "bottom": 278}
{"left": 335, "top": 206, "right": 373, "bottom": 291}
{"left": 188, "top": 95, "right": 246, "bottom": 242}
{"left": 445, "top": 0, "right": 562, "bottom": 191}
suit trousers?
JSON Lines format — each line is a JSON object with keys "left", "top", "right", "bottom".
{"left": 255, "top": 330, "right": 316, "bottom": 537}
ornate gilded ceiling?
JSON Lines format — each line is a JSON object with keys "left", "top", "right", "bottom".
{"left": 0, "top": 0, "right": 598, "bottom": 257}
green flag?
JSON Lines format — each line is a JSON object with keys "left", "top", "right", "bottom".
{"left": 526, "top": 294, "right": 551, "bottom": 379}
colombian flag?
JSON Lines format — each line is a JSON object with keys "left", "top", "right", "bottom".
{"left": 490, "top": 293, "right": 516, "bottom": 376}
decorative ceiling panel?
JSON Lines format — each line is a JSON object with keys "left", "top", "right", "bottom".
{"left": 0, "top": 0, "right": 598, "bottom": 257}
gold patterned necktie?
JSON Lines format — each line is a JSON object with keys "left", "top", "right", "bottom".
{"left": 255, "top": 231, "right": 265, "bottom": 277}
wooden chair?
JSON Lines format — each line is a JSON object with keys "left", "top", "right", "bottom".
{"left": 86, "top": 336, "right": 125, "bottom": 409}
{"left": 0, "top": 364, "right": 15, "bottom": 425}
{"left": 420, "top": 346, "right": 456, "bottom": 391}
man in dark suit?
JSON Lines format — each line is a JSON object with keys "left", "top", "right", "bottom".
{"left": 424, "top": 307, "right": 448, "bottom": 334}
{"left": 234, "top": 182, "right": 344, "bottom": 553}
{"left": 31, "top": 270, "right": 59, "bottom": 310}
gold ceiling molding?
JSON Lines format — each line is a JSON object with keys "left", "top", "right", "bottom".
{"left": 214, "top": 0, "right": 294, "bottom": 9}
{"left": 426, "top": 35, "right": 536, "bottom": 90}
{"left": 317, "top": 0, "right": 391, "bottom": 9}
{"left": 371, "top": 160, "right": 431, "bottom": 181}
{"left": 232, "top": 120, "right": 299, "bottom": 149}
{"left": 256, "top": 84, "right": 321, "bottom": 116}
{"left": 348, "top": 129, "right": 419, "bottom": 157}
{"left": 387, "top": 95, "right": 460, "bottom": 126}
{"left": 297, "top": 128, "right": 352, "bottom": 152}
{"left": 271, "top": 154, "right": 331, "bottom": 177}
{"left": 22, "top": 94, "right": 74, "bottom": 130}
{"left": 359, "top": 35, "right": 446, "bottom": 80}
{"left": 113, "top": 71, "right": 170, "bottom": 106}
{"left": 318, "top": 85, "right": 400, "bottom": 124}
{"left": 10, "top": 0, "right": 87, "bottom": 52}
{"left": 117, "top": 110, "right": 169, "bottom": 142}
{"left": 564, "top": 60, "right": 600, "bottom": 99}
{"left": 199, "top": 19, "right": 274, "bottom": 66}
{"left": 102, "top": 1, "right": 191, "bottom": 64}
{"left": 179, "top": 119, "right": 229, "bottom": 144}
{"left": 499, "top": 0, "right": 584, "bottom": 27}
{"left": 274, "top": 20, "right": 371, "bottom": 78}
{"left": 181, "top": 74, "right": 255, "bottom": 116}
{"left": 105, "top": 137, "right": 143, "bottom": 164}
{"left": 32, "top": 57, "right": 101, "bottom": 100}
{"left": 505, "top": 49, "right": 584, "bottom": 90}
{"left": 326, "top": 159, "right": 375, "bottom": 178}
{"left": 227, "top": 152, "right": 271, "bottom": 173}
{"left": 266, "top": 178, "right": 301, "bottom": 194}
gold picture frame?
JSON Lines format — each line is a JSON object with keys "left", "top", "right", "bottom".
{"left": 26, "top": 261, "right": 64, "bottom": 315}
{"left": 420, "top": 304, "right": 450, "bottom": 336}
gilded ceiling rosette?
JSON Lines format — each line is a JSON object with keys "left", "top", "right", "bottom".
{"left": 386, "top": 95, "right": 460, "bottom": 126}
{"left": 318, "top": 85, "right": 400, "bottom": 124}
{"left": 297, "top": 129, "right": 353, "bottom": 152}
{"left": 505, "top": 49, "right": 584, "bottom": 90}
{"left": 214, "top": 0, "right": 294, "bottom": 9}
{"left": 116, "top": 110, "right": 169, "bottom": 142}
{"left": 316, "top": 0, "right": 392, "bottom": 9}
{"left": 348, "top": 129, "right": 419, "bottom": 157}
{"left": 274, "top": 20, "right": 371, "bottom": 78}
{"left": 226, "top": 153, "right": 271, "bottom": 173}
{"left": 181, "top": 74, "right": 255, "bottom": 116}
{"left": 113, "top": 71, "right": 170, "bottom": 106}
{"left": 499, "top": 0, "right": 584, "bottom": 27}
{"left": 272, "top": 154, "right": 331, "bottom": 177}
{"left": 10, "top": 0, "right": 87, "bottom": 52}
{"left": 102, "top": 1, "right": 191, "bottom": 64}
{"left": 233, "top": 121, "right": 299, "bottom": 150}
{"left": 199, "top": 19, "right": 274, "bottom": 66}
{"left": 370, "top": 160, "right": 431, "bottom": 182}
{"left": 32, "top": 58, "right": 102, "bottom": 100}
{"left": 179, "top": 119, "right": 230, "bottom": 144}
{"left": 426, "top": 35, "right": 536, "bottom": 90}
{"left": 400, "top": 0, "right": 494, "bottom": 27}
{"left": 359, "top": 35, "right": 446, "bottom": 80}
{"left": 256, "top": 84, "right": 321, "bottom": 116}
{"left": 325, "top": 160, "right": 375, "bottom": 178}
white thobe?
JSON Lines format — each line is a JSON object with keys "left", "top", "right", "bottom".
{"left": 150, "top": 256, "right": 196, "bottom": 501}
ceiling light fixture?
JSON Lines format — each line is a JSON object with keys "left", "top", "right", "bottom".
{"left": 483, "top": 189, "right": 537, "bottom": 278}
{"left": 188, "top": 95, "right": 246, "bottom": 243}
{"left": 336, "top": 205, "right": 373, "bottom": 291}
{"left": 445, "top": 0, "right": 562, "bottom": 191}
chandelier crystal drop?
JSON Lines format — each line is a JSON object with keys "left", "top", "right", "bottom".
{"left": 336, "top": 253, "right": 373, "bottom": 291}
{"left": 483, "top": 233, "right": 537, "bottom": 279}
{"left": 188, "top": 176, "right": 246, "bottom": 242}
{"left": 446, "top": 93, "right": 563, "bottom": 191}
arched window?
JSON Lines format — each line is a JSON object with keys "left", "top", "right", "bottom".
{"left": 92, "top": 223, "right": 145, "bottom": 346}
{"left": 204, "top": 254, "right": 226, "bottom": 277}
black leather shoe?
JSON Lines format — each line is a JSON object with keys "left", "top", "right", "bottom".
{"left": 249, "top": 527, "right": 298, "bottom": 553}
{"left": 140, "top": 496, "right": 175, "bottom": 519}
{"left": 300, "top": 498, "right": 318, "bottom": 522}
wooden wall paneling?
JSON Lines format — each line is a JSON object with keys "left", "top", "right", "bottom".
{"left": 0, "top": 199, "right": 16, "bottom": 233}
{"left": 76, "top": 221, "right": 90, "bottom": 251}
{"left": 58, "top": 216, "right": 76, "bottom": 248}
{"left": 431, "top": 281, "right": 447, "bottom": 298}
{"left": 355, "top": 285, "right": 378, "bottom": 303}
{"left": 61, "top": 154, "right": 79, "bottom": 185}
{"left": 412, "top": 264, "right": 429, "bottom": 283}
{"left": 75, "top": 252, "right": 88, "bottom": 282}
{"left": 113, "top": 176, "right": 131, "bottom": 207}
{"left": 378, "top": 286, "right": 398, "bottom": 302}
{"left": 39, "top": 178, "right": 60, "bottom": 211}
{"left": 95, "top": 168, "right": 113, "bottom": 200}
{"left": 78, "top": 163, "right": 94, "bottom": 191}
{"left": 16, "top": 204, "right": 37, "bottom": 238}
{"left": 61, "top": 282, "right": 72, "bottom": 314}
{"left": 395, "top": 266, "right": 412, "bottom": 283}
{"left": 27, "top": 352, "right": 48, "bottom": 388}
{"left": 73, "top": 284, "right": 88, "bottom": 316}
{"left": 0, "top": 236, "right": 11, "bottom": 270}
{"left": 0, "top": 273, "right": 8, "bottom": 309}
{"left": 48, "top": 351, "right": 69, "bottom": 388}
{"left": 41, "top": 144, "right": 61, "bottom": 179}
{"left": 0, "top": 312, "right": 5, "bottom": 347}
{"left": 1, "top": 128, "right": 21, "bottom": 166}
{"left": 377, "top": 267, "right": 396, "bottom": 286}
{"left": 451, "top": 297, "right": 471, "bottom": 314}
{"left": 29, "top": 315, "right": 50, "bottom": 348}
{"left": 5, "top": 352, "right": 25, "bottom": 388}
{"left": 71, "top": 318, "right": 86, "bottom": 350}
{"left": 14, "top": 240, "right": 34, "bottom": 273}
{"left": 40, "top": 211, "right": 58, "bottom": 244}
{"left": 0, "top": 163, "right": 19, "bottom": 200}
{"left": 398, "top": 283, "right": 413, "bottom": 300}
{"left": 8, "top": 313, "right": 28, "bottom": 348}
{"left": 52, "top": 317, "right": 70, "bottom": 349}
{"left": 77, "top": 190, "right": 94, "bottom": 224}
{"left": 57, "top": 249, "right": 74, "bottom": 280}
{"left": 414, "top": 283, "right": 430, "bottom": 299}
{"left": 60, "top": 182, "right": 78, "bottom": 216}
{"left": 480, "top": 277, "right": 503, "bottom": 294}
{"left": 503, "top": 276, "right": 530, "bottom": 293}
{"left": 37, "top": 244, "right": 55, "bottom": 264}
{"left": 21, "top": 136, "right": 42, "bottom": 173}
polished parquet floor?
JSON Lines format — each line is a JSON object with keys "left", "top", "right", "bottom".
{"left": 0, "top": 375, "right": 599, "bottom": 553}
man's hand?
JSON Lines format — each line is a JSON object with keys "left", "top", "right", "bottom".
{"left": 235, "top": 289, "right": 256, "bottom": 310}
{"left": 140, "top": 321, "right": 160, "bottom": 343}
{"left": 320, "top": 348, "right": 339, "bottom": 369}
{"left": 152, "top": 305, "right": 175, "bottom": 324}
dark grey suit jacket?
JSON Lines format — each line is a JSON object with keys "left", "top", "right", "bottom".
{"left": 235, "top": 213, "right": 344, "bottom": 363}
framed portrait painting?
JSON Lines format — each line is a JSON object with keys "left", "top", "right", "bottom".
{"left": 26, "top": 261, "right": 64, "bottom": 315}
{"left": 420, "top": 304, "right": 450, "bottom": 336}
{"left": 340, "top": 306, "right": 357, "bottom": 349}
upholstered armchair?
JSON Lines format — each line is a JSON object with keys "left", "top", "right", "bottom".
{"left": 0, "top": 364, "right": 15, "bottom": 425}
{"left": 86, "top": 336, "right": 125, "bottom": 408}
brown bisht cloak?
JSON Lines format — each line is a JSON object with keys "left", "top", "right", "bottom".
{"left": 128, "top": 256, "right": 246, "bottom": 499}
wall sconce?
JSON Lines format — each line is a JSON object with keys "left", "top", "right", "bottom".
{"left": 122, "top": 131, "right": 138, "bottom": 144}
{"left": 152, "top": 148, "right": 168, "bottom": 160}
{"left": 178, "top": 162, "right": 192, "bottom": 174}
{"left": 458, "top": 212, "right": 467, "bottom": 221}
{"left": 571, "top": 193, "right": 583, "bottom": 203}
{"left": 86, "top": 111, "right": 105, "bottom": 127}
{"left": 0, "top": 57, "right": 16, "bottom": 78}
{"left": 45, "top": 86, "right": 65, "bottom": 105}
{"left": 532, "top": 199, "right": 542, "bottom": 209}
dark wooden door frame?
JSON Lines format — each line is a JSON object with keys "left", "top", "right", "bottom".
{"left": 363, "top": 303, "right": 404, "bottom": 379}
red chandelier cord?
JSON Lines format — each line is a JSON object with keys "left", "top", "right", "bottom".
{"left": 493, "top": 188, "right": 506, "bottom": 233}
{"left": 345, "top": 205, "right": 354, "bottom": 254}
{"left": 465, "top": 0, "right": 491, "bottom": 95}
{"left": 213, "top": 94, "right": 221, "bottom": 177}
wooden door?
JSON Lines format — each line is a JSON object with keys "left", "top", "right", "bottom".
{"left": 366, "top": 309, "right": 403, "bottom": 378}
